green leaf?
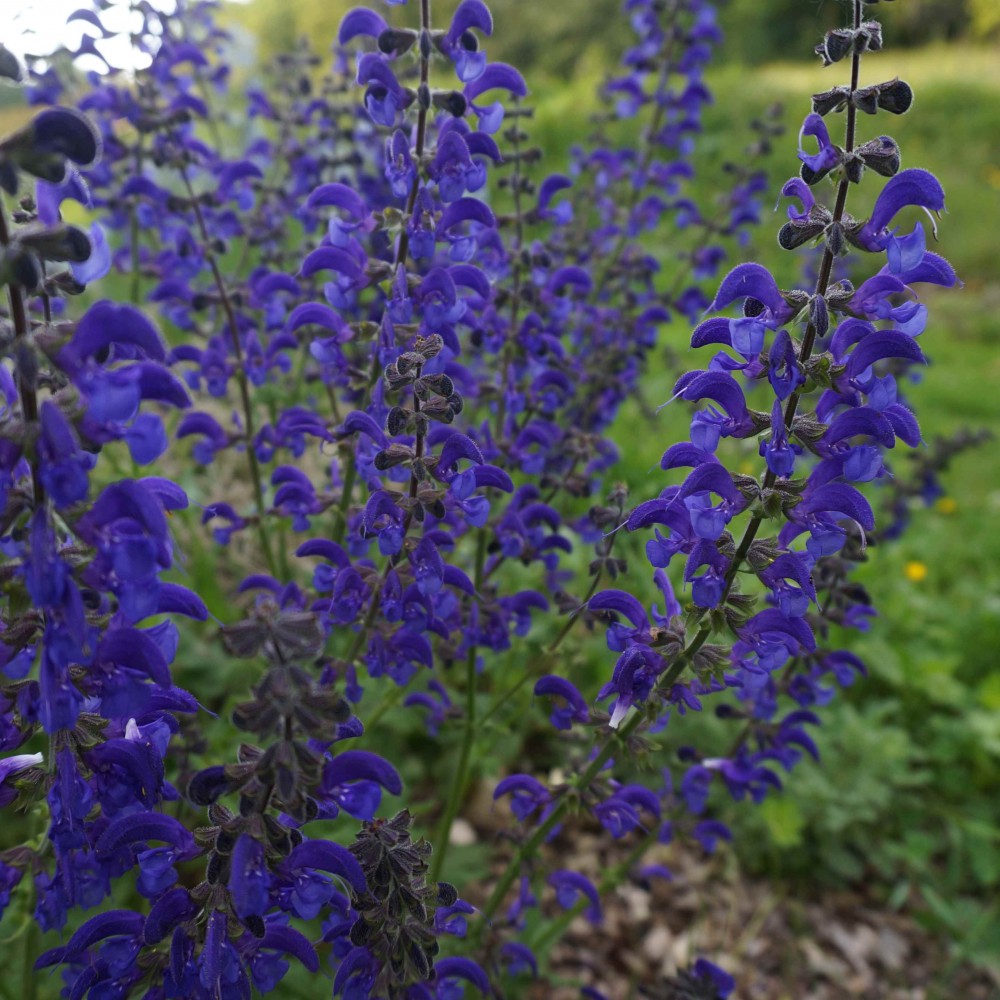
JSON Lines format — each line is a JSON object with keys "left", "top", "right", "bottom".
{"left": 759, "top": 795, "right": 804, "bottom": 849}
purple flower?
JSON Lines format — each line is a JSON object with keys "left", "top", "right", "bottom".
{"left": 533, "top": 675, "right": 588, "bottom": 730}
{"left": 797, "top": 113, "right": 841, "bottom": 180}
{"left": 0, "top": 752, "right": 42, "bottom": 807}
{"left": 854, "top": 168, "right": 946, "bottom": 253}
{"left": 548, "top": 870, "right": 602, "bottom": 924}
{"left": 494, "top": 774, "right": 551, "bottom": 822}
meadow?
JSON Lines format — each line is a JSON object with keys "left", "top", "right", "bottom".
{"left": 0, "top": 2, "right": 998, "bottom": 996}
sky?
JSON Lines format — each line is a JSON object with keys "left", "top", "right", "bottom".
{"left": 6, "top": 1, "right": 164, "bottom": 71}
{"left": 5, "top": 0, "right": 249, "bottom": 72}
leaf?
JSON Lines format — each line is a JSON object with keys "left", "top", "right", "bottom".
{"left": 759, "top": 795, "right": 804, "bottom": 849}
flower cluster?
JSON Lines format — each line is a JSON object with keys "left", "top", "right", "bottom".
{"left": 0, "top": 0, "right": 967, "bottom": 997}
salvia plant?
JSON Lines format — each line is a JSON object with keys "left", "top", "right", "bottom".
{"left": 0, "top": 0, "right": 967, "bottom": 996}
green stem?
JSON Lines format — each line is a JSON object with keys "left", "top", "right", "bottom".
{"left": 129, "top": 137, "right": 145, "bottom": 304}
{"left": 428, "top": 643, "right": 478, "bottom": 882}
{"left": 179, "top": 168, "right": 278, "bottom": 577}
{"left": 429, "top": 529, "right": 487, "bottom": 882}
{"left": 362, "top": 681, "right": 408, "bottom": 731}
{"left": 332, "top": 450, "right": 357, "bottom": 546}
{"left": 21, "top": 914, "right": 37, "bottom": 1000}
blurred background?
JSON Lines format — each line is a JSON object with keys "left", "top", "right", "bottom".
{"left": 2, "top": 0, "right": 999, "bottom": 993}
{"left": 5, "top": 0, "right": 1000, "bottom": 76}
{"left": 223, "top": 0, "right": 997, "bottom": 75}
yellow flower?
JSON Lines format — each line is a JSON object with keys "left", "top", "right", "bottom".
{"left": 935, "top": 497, "right": 957, "bottom": 515}
{"left": 905, "top": 561, "right": 928, "bottom": 583}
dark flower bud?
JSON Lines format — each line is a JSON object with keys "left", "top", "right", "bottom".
{"left": 29, "top": 107, "right": 101, "bottom": 164}
{"left": 412, "top": 411, "right": 430, "bottom": 436}
{"left": 349, "top": 916, "right": 374, "bottom": 946}
{"left": 0, "top": 44, "right": 22, "bottom": 83}
{"left": 417, "top": 82, "right": 432, "bottom": 111}
{"left": 808, "top": 295, "right": 829, "bottom": 340}
{"left": 815, "top": 21, "right": 882, "bottom": 65}
{"left": 414, "top": 334, "right": 444, "bottom": 359}
{"left": 220, "top": 618, "right": 270, "bottom": 659}
{"left": 420, "top": 27, "right": 433, "bottom": 59}
{"left": 419, "top": 373, "right": 454, "bottom": 398}
{"left": 206, "top": 851, "right": 224, "bottom": 884}
{"left": 214, "top": 829, "right": 237, "bottom": 855}
{"left": 386, "top": 406, "right": 408, "bottom": 436}
{"left": 0, "top": 244, "right": 42, "bottom": 290}
{"left": 877, "top": 78, "right": 913, "bottom": 114}
{"left": 374, "top": 443, "right": 415, "bottom": 470}
{"left": 815, "top": 29, "right": 855, "bottom": 66}
{"left": 384, "top": 364, "right": 414, "bottom": 391}
{"left": 395, "top": 352, "right": 424, "bottom": 377}
{"left": 824, "top": 221, "right": 847, "bottom": 257}
{"left": 857, "top": 135, "right": 901, "bottom": 177}
{"left": 432, "top": 90, "right": 468, "bottom": 117}
{"left": 378, "top": 28, "right": 418, "bottom": 57}
{"left": 778, "top": 218, "right": 825, "bottom": 251}
{"left": 18, "top": 224, "right": 92, "bottom": 264}
{"left": 436, "top": 882, "right": 458, "bottom": 906}
{"left": 811, "top": 86, "right": 850, "bottom": 116}
{"left": 409, "top": 457, "right": 429, "bottom": 483}
{"left": 843, "top": 152, "right": 866, "bottom": 185}
{"left": 858, "top": 20, "right": 884, "bottom": 53}
{"left": 0, "top": 108, "right": 101, "bottom": 193}
{"left": 852, "top": 84, "right": 880, "bottom": 116}
{"left": 188, "top": 766, "right": 231, "bottom": 806}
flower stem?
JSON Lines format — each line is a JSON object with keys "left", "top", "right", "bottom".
{"left": 178, "top": 167, "right": 278, "bottom": 577}
{"left": 429, "top": 528, "right": 487, "bottom": 882}
{"left": 0, "top": 202, "right": 43, "bottom": 508}
{"left": 494, "top": 98, "right": 528, "bottom": 440}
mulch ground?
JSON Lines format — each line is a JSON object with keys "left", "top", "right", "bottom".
{"left": 541, "top": 843, "right": 998, "bottom": 999}
{"left": 455, "top": 793, "right": 1000, "bottom": 1000}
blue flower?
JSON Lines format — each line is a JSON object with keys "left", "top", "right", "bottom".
{"left": 547, "top": 870, "right": 602, "bottom": 924}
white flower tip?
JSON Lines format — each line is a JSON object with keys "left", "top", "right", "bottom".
{"left": 609, "top": 702, "right": 630, "bottom": 729}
